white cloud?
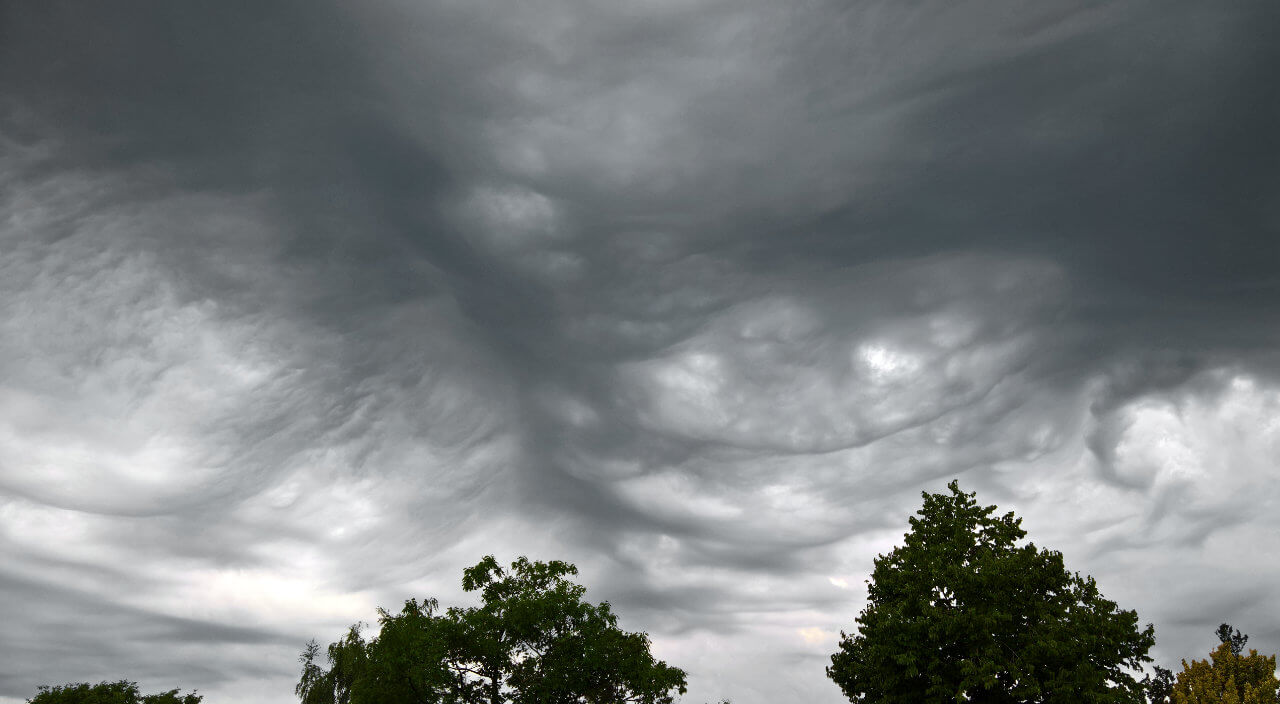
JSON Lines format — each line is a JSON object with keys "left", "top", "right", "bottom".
{"left": 618, "top": 256, "right": 1062, "bottom": 453}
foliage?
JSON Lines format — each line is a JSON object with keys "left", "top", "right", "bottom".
{"left": 1145, "top": 665, "right": 1175, "bottom": 704}
{"left": 1217, "top": 624, "right": 1250, "bottom": 657}
{"left": 28, "top": 680, "right": 200, "bottom": 704}
{"left": 827, "top": 480, "right": 1156, "bottom": 704}
{"left": 298, "top": 556, "right": 687, "bottom": 704}
{"left": 1171, "top": 637, "right": 1279, "bottom": 704}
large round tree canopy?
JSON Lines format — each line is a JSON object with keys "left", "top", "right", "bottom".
{"left": 827, "top": 481, "right": 1156, "bottom": 704}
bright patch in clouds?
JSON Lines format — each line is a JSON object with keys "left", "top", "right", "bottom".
{"left": 1109, "top": 370, "right": 1280, "bottom": 507}
{"left": 857, "top": 342, "right": 922, "bottom": 382}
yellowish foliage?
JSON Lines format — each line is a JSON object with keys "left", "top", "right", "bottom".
{"left": 1172, "top": 642, "right": 1280, "bottom": 704}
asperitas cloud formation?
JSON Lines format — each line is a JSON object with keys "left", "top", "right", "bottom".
{"left": 1, "top": 2, "right": 1277, "bottom": 702}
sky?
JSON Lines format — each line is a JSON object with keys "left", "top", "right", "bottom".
{"left": 1, "top": 1, "right": 1278, "bottom": 702}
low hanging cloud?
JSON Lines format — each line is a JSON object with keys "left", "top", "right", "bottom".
{"left": 2, "top": 1, "right": 1278, "bottom": 703}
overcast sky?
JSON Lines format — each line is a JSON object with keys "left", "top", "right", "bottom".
{"left": 1, "top": 1, "right": 1278, "bottom": 702}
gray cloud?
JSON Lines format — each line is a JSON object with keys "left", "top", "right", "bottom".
{"left": 2, "top": 1, "right": 1278, "bottom": 702}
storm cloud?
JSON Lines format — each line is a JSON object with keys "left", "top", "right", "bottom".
{"left": 2, "top": 1, "right": 1278, "bottom": 702}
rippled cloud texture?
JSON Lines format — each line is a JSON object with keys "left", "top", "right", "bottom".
{"left": 2, "top": 2, "right": 1278, "bottom": 702}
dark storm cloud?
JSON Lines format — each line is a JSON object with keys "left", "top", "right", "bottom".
{"left": 1, "top": 1, "right": 1278, "bottom": 702}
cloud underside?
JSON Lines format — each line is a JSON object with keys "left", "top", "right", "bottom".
{"left": 1, "top": 1, "right": 1278, "bottom": 702}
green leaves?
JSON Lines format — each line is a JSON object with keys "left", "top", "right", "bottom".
{"left": 27, "top": 681, "right": 201, "bottom": 704}
{"left": 827, "top": 480, "right": 1155, "bottom": 704}
{"left": 299, "top": 556, "right": 687, "bottom": 704}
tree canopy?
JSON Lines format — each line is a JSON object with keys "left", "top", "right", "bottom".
{"left": 27, "top": 680, "right": 201, "bottom": 704}
{"left": 827, "top": 480, "right": 1156, "bottom": 704}
{"left": 1169, "top": 626, "right": 1279, "bottom": 704}
{"left": 297, "top": 555, "right": 687, "bottom": 704}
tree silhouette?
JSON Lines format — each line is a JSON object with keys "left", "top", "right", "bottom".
{"left": 298, "top": 556, "right": 687, "bottom": 704}
{"left": 828, "top": 480, "right": 1155, "bottom": 704}
{"left": 1215, "top": 623, "right": 1249, "bottom": 656}
{"left": 27, "top": 680, "right": 200, "bottom": 704}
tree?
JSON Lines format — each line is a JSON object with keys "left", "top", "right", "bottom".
{"left": 827, "top": 480, "right": 1156, "bottom": 704}
{"left": 298, "top": 556, "right": 688, "bottom": 704}
{"left": 1170, "top": 628, "right": 1279, "bottom": 704}
{"left": 27, "top": 680, "right": 201, "bottom": 704}
{"left": 296, "top": 623, "right": 374, "bottom": 704}
{"left": 1145, "top": 665, "right": 1175, "bottom": 704}
{"left": 1216, "top": 624, "right": 1250, "bottom": 657}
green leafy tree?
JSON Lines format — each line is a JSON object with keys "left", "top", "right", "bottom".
{"left": 827, "top": 480, "right": 1156, "bottom": 704}
{"left": 299, "top": 556, "right": 688, "bottom": 704}
{"left": 1171, "top": 628, "right": 1279, "bottom": 704}
{"left": 27, "top": 680, "right": 201, "bottom": 704}
{"left": 297, "top": 623, "right": 374, "bottom": 704}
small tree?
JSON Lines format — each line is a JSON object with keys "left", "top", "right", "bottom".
{"left": 28, "top": 680, "right": 201, "bottom": 704}
{"left": 827, "top": 480, "right": 1156, "bottom": 704}
{"left": 299, "top": 556, "right": 688, "bottom": 704}
{"left": 1171, "top": 628, "right": 1279, "bottom": 704}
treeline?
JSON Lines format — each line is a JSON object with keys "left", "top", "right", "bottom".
{"left": 27, "top": 482, "right": 1280, "bottom": 703}
{"left": 26, "top": 681, "right": 201, "bottom": 704}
